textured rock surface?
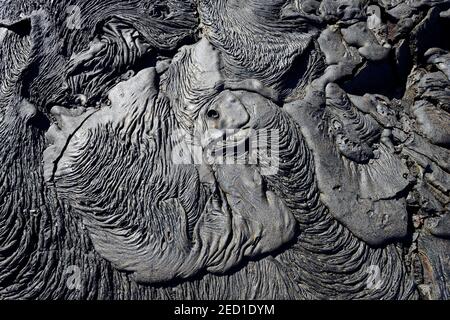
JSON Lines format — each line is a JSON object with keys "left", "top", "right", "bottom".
{"left": 0, "top": 0, "right": 449, "bottom": 300}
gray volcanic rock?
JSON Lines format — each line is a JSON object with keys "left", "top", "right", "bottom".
{"left": 0, "top": 0, "right": 449, "bottom": 300}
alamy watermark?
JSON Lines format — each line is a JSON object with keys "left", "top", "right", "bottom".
{"left": 64, "top": 265, "right": 82, "bottom": 291}
{"left": 171, "top": 127, "right": 280, "bottom": 176}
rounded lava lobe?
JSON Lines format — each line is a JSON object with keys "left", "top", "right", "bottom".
{"left": 199, "top": 89, "right": 297, "bottom": 265}
{"left": 325, "top": 83, "right": 346, "bottom": 104}
{"left": 200, "top": 90, "right": 280, "bottom": 152}
{"left": 214, "top": 91, "right": 278, "bottom": 144}
{"left": 205, "top": 90, "right": 250, "bottom": 130}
